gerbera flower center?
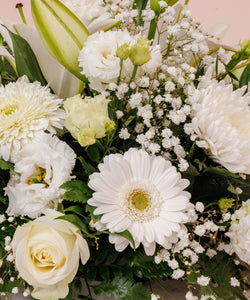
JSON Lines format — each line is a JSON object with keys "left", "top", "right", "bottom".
{"left": 119, "top": 179, "right": 163, "bottom": 222}
{"left": 129, "top": 189, "right": 150, "bottom": 211}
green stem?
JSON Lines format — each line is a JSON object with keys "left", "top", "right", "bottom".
{"left": 85, "top": 278, "right": 94, "bottom": 300}
{"left": 130, "top": 65, "right": 138, "bottom": 83}
{"left": 184, "top": 0, "right": 190, "bottom": 4}
{"left": 117, "top": 59, "right": 124, "bottom": 86}
{"left": 148, "top": 18, "right": 158, "bottom": 41}
{"left": 16, "top": 3, "right": 27, "bottom": 24}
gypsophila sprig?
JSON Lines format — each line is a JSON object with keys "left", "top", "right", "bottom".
{"left": 0, "top": 0, "right": 249, "bottom": 299}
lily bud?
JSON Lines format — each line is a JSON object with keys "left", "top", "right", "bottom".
{"left": 31, "top": 0, "right": 89, "bottom": 81}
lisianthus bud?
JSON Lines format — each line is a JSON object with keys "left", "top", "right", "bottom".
{"left": 129, "top": 37, "right": 152, "bottom": 66}
{"left": 105, "top": 120, "right": 116, "bottom": 133}
{"left": 218, "top": 198, "right": 234, "bottom": 210}
{"left": 64, "top": 94, "right": 111, "bottom": 147}
{"left": 116, "top": 43, "right": 130, "bottom": 60}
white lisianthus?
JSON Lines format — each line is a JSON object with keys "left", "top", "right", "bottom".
{"left": 191, "top": 69, "right": 250, "bottom": 174}
{"left": 88, "top": 148, "right": 191, "bottom": 256}
{"left": 0, "top": 76, "right": 65, "bottom": 161}
{"left": 64, "top": 94, "right": 111, "bottom": 147}
{"left": 226, "top": 200, "right": 250, "bottom": 265}
{"left": 11, "top": 209, "right": 90, "bottom": 300}
{"left": 78, "top": 30, "right": 162, "bottom": 92}
{"left": 5, "top": 133, "right": 76, "bottom": 218}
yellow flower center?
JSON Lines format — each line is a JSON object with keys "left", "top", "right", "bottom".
{"left": 0, "top": 105, "right": 17, "bottom": 116}
{"left": 27, "top": 167, "right": 50, "bottom": 187}
{"left": 129, "top": 189, "right": 150, "bottom": 211}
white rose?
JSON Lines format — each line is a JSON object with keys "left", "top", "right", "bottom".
{"left": 64, "top": 94, "right": 111, "bottom": 147}
{"left": 226, "top": 200, "right": 250, "bottom": 265}
{"left": 5, "top": 133, "right": 76, "bottom": 218}
{"left": 11, "top": 209, "right": 90, "bottom": 300}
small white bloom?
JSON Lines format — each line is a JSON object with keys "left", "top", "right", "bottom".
{"left": 119, "top": 128, "right": 131, "bottom": 140}
{"left": 197, "top": 275, "right": 210, "bottom": 286}
{"left": 185, "top": 291, "right": 199, "bottom": 300}
{"left": 194, "top": 225, "right": 206, "bottom": 236}
{"left": 172, "top": 269, "right": 185, "bottom": 279}
{"left": 230, "top": 277, "right": 240, "bottom": 287}
{"left": 6, "top": 253, "right": 14, "bottom": 262}
{"left": 116, "top": 110, "right": 124, "bottom": 119}
{"left": 11, "top": 287, "right": 18, "bottom": 294}
{"left": 0, "top": 215, "right": 5, "bottom": 223}
{"left": 168, "top": 259, "right": 179, "bottom": 269}
{"left": 206, "top": 249, "right": 217, "bottom": 258}
{"left": 195, "top": 202, "right": 204, "bottom": 212}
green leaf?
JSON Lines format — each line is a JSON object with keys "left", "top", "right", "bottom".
{"left": 0, "top": 159, "right": 14, "bottom": 170}
{"left": 64, "top": 205, "right": 86, "bottom": 217}
{"left": 31, "top": 0, "right": 89, "bottom": 81}
{"left": 203, "top": 166, "right": 240, "bottom": 179}
{"left": 78, "top": 156, "right": 97, "bottom": 175}
{"left": 73, "top": 278, "right": 82, "bottom": 293}
{"left": 56, "top": 214, "right": 89, "bottom": 235}
{"left": 87, "top": 266, "right": 97, "bottom": 283}
{"left": 86, "top": 144, "right": 100, "bottom": 162}
{"left": 124, "top": 282, "right": 151, "bottom": 300}
{"left": 133, "top": 0, "right": 149, "bottom": 25}
{"left": 7, "top": 29, "right": 47, "bottom": 85}
{"left": 99, "top": 266, "right": 110, "bottom": 281}
{"left": 239, "top": 62, "right": 250, "bottom": 92}
{"left": 114, "top": 230, "right": 136, "bottom": 251}
{"left": 61, "top": 180, "right": 92, "bottom": 203}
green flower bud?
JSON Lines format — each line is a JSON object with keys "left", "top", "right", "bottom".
{"left": 240, "top": 38, "right": 250, "bottom": 56}
{"left": 116, "top": 43, "right": 130, "bottom": 60}
{"left": 218, "top": 198, "right": 234, "bottom": 210}
{"left": 150, "top": 0, "right": 160, "bottom": 13}
{"left": 105, "top": 120, "right": 116, "bottom": 132}
{"left": 129, "top": 37, "right": 151, "bottom": 66}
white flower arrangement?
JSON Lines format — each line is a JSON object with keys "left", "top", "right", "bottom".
{"left": 0, "top": 0, "right": 249, "bottom": 299}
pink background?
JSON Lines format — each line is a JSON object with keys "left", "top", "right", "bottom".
{"left": 0, "top": 0, "right": 249, "bottom": 46}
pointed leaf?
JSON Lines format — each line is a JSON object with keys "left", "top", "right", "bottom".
{"left": 239, "top": 62, "right": 250, "bottom": 91}
{"left": 7, "top": 29, "right": 47, "bottom": 85}
{"left": 31, "top": 0, "right": 89, "bottom": 81}
{"left": 60, "top": 180, "right": 92, "bottom": 203}
{"left": 0, "top": 159, "right": 14, "bottom": 170}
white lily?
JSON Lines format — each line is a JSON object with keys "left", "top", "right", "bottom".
{"left": 0, "top": 18, "right": 83, "bottom": 98}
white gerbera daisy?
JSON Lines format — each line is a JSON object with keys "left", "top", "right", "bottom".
{"left": 0, "top": 76, "right": 65, "bottom": 161}
{"left": 5, "top": 132, "right": 76, "bottom": 218}
{"left": 191, "top": 69, "right": 250, "bottom": 174}
{"left": 88, "top": 148, "right": 191, "bottom": 255}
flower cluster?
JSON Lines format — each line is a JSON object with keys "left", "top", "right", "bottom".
{"left": 0, "top": 0, "right": 249, "bottom": 299}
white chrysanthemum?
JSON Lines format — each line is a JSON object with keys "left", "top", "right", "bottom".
{"left": 5, "top": 133, "right": 76, "bottom": 218}
{"left": 78, "top": 30, "right": 162, "bottom": 92}
{"left": 226, "top": 200, "right": 250, "bottom": 265}
{"left": 0, "top": 76, "right": 65, "bottom": 161}
{"left": 191, "top": 70, "right": 250, "bottom": 174}
{"left": 88, "top": 148, "right": 191, "bottom": 255}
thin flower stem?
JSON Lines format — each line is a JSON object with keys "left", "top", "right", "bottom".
{"left": 16, "top": 3, "right": 27, "bottom": 24}
{"left": 130, "top": 65, "right": 138, "bottom": 83}
{"left": 117, "top": 59, "right": 124, "bottom": 86}
{"left": 85, "top": 278, "right": 94, "bottom": 300}
{"left": 184, "top": 0, "right": 190, "bottom": 4}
